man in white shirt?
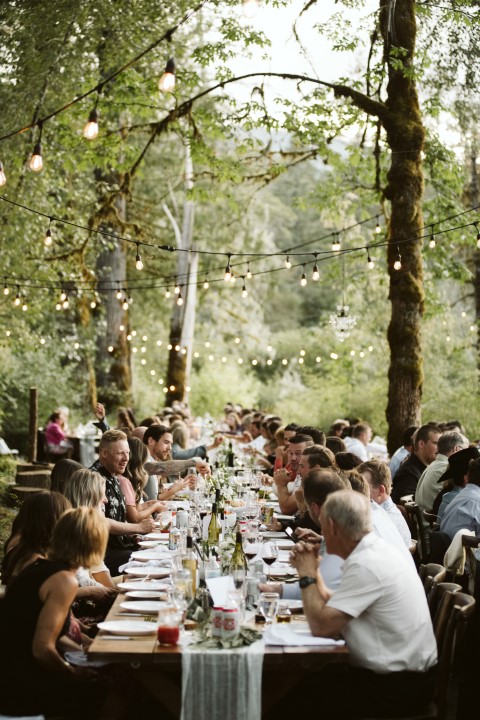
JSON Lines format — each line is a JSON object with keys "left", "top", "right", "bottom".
{"left": 358, "top": 458, "right": 412, "bottom": 549}
{"left": 343, "top": 422, "right": 371, "bottom": 461}
{"left": 289, "top": 490, "right": 437, "bottom": 718}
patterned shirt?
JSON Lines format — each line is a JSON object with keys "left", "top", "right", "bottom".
{"left": 90, "top": 460, "right": 135, "bottom": 550}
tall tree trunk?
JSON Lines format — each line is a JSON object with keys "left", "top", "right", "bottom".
{"left": 466, "top": 140, "right": 480, "bottom": 375}
{"left": 380, "top": 0, "right": 425, "bottom": 453}
{"left": 165, "top": 141, "right": 196, "bottom": 405}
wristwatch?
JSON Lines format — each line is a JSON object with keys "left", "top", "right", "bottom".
{"left": 299, "top": 576, "right": 317, "bottom": 589}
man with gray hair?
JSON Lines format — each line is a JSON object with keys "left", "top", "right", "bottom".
{"left": 289, "top": 490, "right": 437, "bottom": 718}
{"left": 415, "top": 430, "right": 469, "bottom": 513}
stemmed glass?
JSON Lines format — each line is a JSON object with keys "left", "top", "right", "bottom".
{"left": 258, "top": 592, "right": 280, "bottom": 626}
{"left": 170, "top": 569, "right": 193, "bottom": 635}
{"left": 261, "top": 541, "right": 279, "bottom": 580}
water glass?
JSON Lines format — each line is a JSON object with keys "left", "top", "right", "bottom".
{"left": 258, "top": 592, "right": 280, "bottom": 625}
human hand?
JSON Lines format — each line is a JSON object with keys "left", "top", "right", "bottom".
{"left": 195, "top": 460, "right": 211, "bottom": 477}
{"left": 212, "top": 435, "right": 224, "bottom": 448}
{"left": 294, "top": 486, "right": 306, "bottom": 513}
{"left": 138, "top": 517, "right": 156, "bottom": 534}
{"left": 94, "top": 403, "right": 105, "bottom": 420}
{"left": 185, "top": 474, "right": 197, "bottom": 490}
{"left": 295, "top": 527, "right": 322, "bottom": 543}
{"left": 275, "top": 446, "right": 285, "bottom": 459}
{"left": 273, "top": 468, "right": 291, "bottom": 488}
{"left": 85, "top": 585, "right": 117, "bottom": 601}
{"left": 171, "top": 476, "right": 191, "bottom": 494}
{"left": 289, "top": 541, "right": 320, "bottom": 576}
{"left": 258, "top": 582, "right": 283, "bottom": 597}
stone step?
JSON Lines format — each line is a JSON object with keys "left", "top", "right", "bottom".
{"left": 8, "top": 485, "right": 46, "bottom": 506}
{"left": 16, "top": 462, "right": 52, "bottom": 473}
{"left": 15, "top": 469, "right": 51, "bottom": 489}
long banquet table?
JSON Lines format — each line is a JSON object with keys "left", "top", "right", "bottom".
{"left": 88, "top": 593, "right": 349, "bottom": 719}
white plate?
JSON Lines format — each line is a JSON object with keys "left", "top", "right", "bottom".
{"left": 120, "top": 600, "right": 165, "bottom": 613}
{"left": 124, "top": 566, "right": 171, "bottom": 578}
{"left": 261, "top": 531, "right": 287, "bottom": 538}
{"left": 266, "top": 566, "right": 296, "bottom": 577}
{"left": 97, "top": 620, "right": 157, "bottom": 636}
{"left": 125, "top": 590, "right": 166, "bottom": 600}
{"left": 138, "top": 540, "right": 166, "bottom": 549}
{"left": 118, "top": 580, "right": 171, "bottom": 592}
{"left": 131, "top": 550, "right": 171, "bottom": 562}
{"left": 276, "top": 541, "right": 295, "bottom": 550}
{"left": 145, "top": 533, "right": 170, "bottom": 540}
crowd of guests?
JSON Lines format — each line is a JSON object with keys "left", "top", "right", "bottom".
{"left": 0, "top": 401, "right": 478, "bottom": 718}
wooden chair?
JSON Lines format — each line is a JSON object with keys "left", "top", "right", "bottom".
{"left": 461, "top": 534, "right": 480, "bottom": 600}
{"left": 405, "top": 502, "right": 429, "bottom": 562}
{"left": 423, "top": 510, "right": 439, "bottom": 530}
{"left": 430, "top": 581, "right": 462, "bottom": 625}
{"left": 419, "top": 563, "right": 446, "bottom": 601}
{"left": 428, "top": 530, "right": 451, "bottom": 566}
{"left": 354, "top": 591, "right": 476, "bottom": 720}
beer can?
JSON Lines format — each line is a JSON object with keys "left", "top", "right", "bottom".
{"left": 222, "top": 607, "right": 240, "bottom": 639}
{"left": 211, "top": 607, "right": 224, "bottom": 638}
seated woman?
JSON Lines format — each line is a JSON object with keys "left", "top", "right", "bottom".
{"left": 63, "top": 468, "right": 118, "bottom": 619}
{"left": 50, "top": 458, "right": 83, "bottom": 493}
{"left": 118, "top": 437, "right": 166, "bottom": 523}
{"left": 45, "top": 411, "right": 73, "bottom": 456}
{"left": 0, "top": 507, "right": 112, "bottom": 718}
{"left": 2, "top": 491, "right": 72, "bottom": 586}
{"left": 171, "top": 420, "right": 223, "bottom": 460}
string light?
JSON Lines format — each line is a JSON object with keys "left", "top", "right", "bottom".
{"left": 83, "top": 98, "right": 99, "bottom": 140}
{"left": 246, "top": 262, "right": 252, "bottom": 280}
{"left": 90, "top": 298, "right": 97, "bottom": 309}
{"left": 29, "top": 125, "right": 43, "bottom": 172}
{"left": 393, "top": 246, "right": 402, "bottom": 270}
{"left": 428, "top": 227, "right": 436, "bottom": 249}
{"left": 300, "top": 264, "right": 307, "bottom": 287}
{"left": 22, "top": 299, "right": 28, "bottom": 311}
{"left": 135, "top": 243, "right": 143, "bottom": 270}
{"left": 0, "top": 161, "right": 6, "bottom": 187}
{"left": 375, "top": 217, "right": 381, "bottom": 234}
{"left": 474, "top": 223, "right": 480, "bottom": 249}
{"left": 203, "top": 277, "right": 209, "bottom": 289}
{"left": 3, "top": 278, "right": 9, "bottom": 295}
{"left": 44, "top": 218, "right": 53, "bottom": 247}
{"left": 331, "top": 234, "right": 341, "bottom": 252}
{"left": 285, "top": 255, "right": 292, "bottom": 269}
{"left": 116, "top": 284, "right": 123, "bottom": 300}
{"left": 367, "top": 247, "right": 374, "bottom": 269}
{"left": 224, "top": 254, "right": 232, "bottom": 282}
{"left": 165, "top": 288, "right": 171, "bottom": 299}
{"left": 158, "top": 58, "right": 176, "bottom": 92}
{"left": 13, "top": 286, "right": 21, "bottom": 306}
{"left": 62, "top": 293, "right": 69, "bottom": 309}
{"left": 122, "top": 295, "right": 129, "bottom": 310}
{"left": 241, "top": 279, "right": 248, "bottom": 298}
{"left": 312, "top": 254, "right": 320, "bottom": 281}
{"left": 176, "top": 287, "right": 184, "bottom": 305}
{"left": 174, "top": 282, "right": 180, "bottom": 295}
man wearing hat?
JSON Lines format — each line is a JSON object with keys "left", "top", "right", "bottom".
{"left": 437, "top": 446, "right": 480, "bottom": 520}
{"left": 440, "top": 454, "right": 480, "bottom": 539}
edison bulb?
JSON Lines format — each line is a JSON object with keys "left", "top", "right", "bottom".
{"left": 158, "top": 59, "right": 176, "bottom": 92}
{"left": 0, "top": 161, "right": 6, "bottom": 186}
{"left": 83, "top": 109, "right": 99, "bottom": 140}
{"left": 29, "top": 144, "right": 43, "bottom": 172}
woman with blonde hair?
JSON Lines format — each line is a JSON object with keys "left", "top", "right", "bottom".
{"left": 0, "top": 508, "right": 113, "bottom": 717}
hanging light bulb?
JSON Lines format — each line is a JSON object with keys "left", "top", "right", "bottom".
{"left": 90, "top": 298, "right": 97, "bottom": 309}
{"left": 475, "top": 223, "right": 480, "bottom": 249}
{"left": 242, "top": 280, "right": 248, "bottom": 298}
{"left": 177, "top": 287, "right": 184, "bottom": 306}
{"left": 367, "top": 248, "right": 375, "bottom": 269}
{"left": 62, "top": 293, "right": 69, "bottom": 309}
{"left": 29, "top": 142, "right": 43, "bottom": 172}
{"left": 312, "top": 255, "right": 320, "bottom": 281}
{"left": 428, "top": 230, "right": 436, "bottom": 249}
{"left": 224, "top": 254, "right": 232, "bottom": 282}
{"left": 122, "top": 295, "right": 129, "bottom": 310}
{"left": 285, "top": 255, "right": 292, "bottom": 269}
{"left": 393, "top": 246, "right": 402, "bottom": 271}
{"left": 3, "top": 278, "right": 9, "bottom": 295}
{"left": 22, "top": 300, "right": 28, "bottom": 311}
{"left": 56, "top": 302, "right": 62, "bottom": 311}
{"left": 14, "top": 288, "right": 21, "bottom": 305}
{"left": 174, "top": 283, "right": 180, "bottom": 295}
{"left": 116, "top": 284, "right": 123, "bottom": 300}
{"left": 246, "top": 262, "right": 252, "bottom": 279}
{"left": 165, "top": 288, "right": 171, "bottom": 299}
{"left": 135, "top": 244, "right": 143, "bottom": 270}
{"left": 158, "top": 58, "right": 176, "bottom": 92}
{"left": 300, "top": 264, "right": 307, "bottom": 287}
{"left": 0, "top": 161, "right": 6, "bottom": 187}
{"left": 83, "top": 108, "right": 99, "bottom": 140}
{"left": 44, "top": 218, "right": 53, "bottom": 246}
{"left": 60, "top": 288, "right": 67, "bottom": 302}
{"left": 203, "top": 277, "right": 209, "bottom": 289}
{"left": 331, "top": 235, "right": 341, "bottom": 252}
{"left": 243, "top": 0, "right": 260, "bottom": 18}
{"left": 375, "top": 217, "right": 381, "bottom": 234}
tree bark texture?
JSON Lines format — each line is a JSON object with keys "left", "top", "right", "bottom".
{"left": 380, "top": 0, "right": 425, "bottom": 454}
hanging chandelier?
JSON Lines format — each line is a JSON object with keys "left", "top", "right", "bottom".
{"left": 330, "top": 305, "right": 357, "bottom": 342}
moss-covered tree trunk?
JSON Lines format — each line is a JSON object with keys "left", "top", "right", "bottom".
{"left": 380, "top": 0, "right": 425, "bottom": 454}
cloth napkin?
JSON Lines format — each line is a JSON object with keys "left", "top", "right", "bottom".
{"left": 117, "top": 559, "right": 171, "bottom": 573}
{"left": 263, "top": 621, "right": 345, "bottom": 647}
{"left": 181, "top": 640, "right": 264, "bottom": 720}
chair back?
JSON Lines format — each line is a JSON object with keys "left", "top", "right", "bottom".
{"left": 428, "top": 530, "right": 451, "bottom": 565}
{"left": 431, "top": 582, "right": 462, "bottom": 638}
{"left": 461, "top": 535, "right": 480, "bottom": 600}
{"left": 405, "top": 502, "right": 429, "bottom": 561}
{"left": 435, "top": 592, "right": 476, "bottom": 720}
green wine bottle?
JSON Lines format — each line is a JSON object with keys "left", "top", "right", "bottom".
{"left": 208, "top": 502, "right": 221, "bottom": 546}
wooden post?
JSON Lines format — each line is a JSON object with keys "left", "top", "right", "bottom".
{"left": 29, "top": 387, "right": 38, "bottom": 463}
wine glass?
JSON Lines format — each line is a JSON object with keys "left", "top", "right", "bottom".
{"left": 243, "top": 534, "right": 259, "bottom": 567}
{"left": 261, "top": 541, "right": 279, "bottom": 580}
{"left": 258, "top": 592, "right": 280, "bottom": 626}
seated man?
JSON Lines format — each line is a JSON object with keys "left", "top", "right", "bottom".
{"left": 358, "top": 458, "right": 412, "bottom": 549}
{"left": 437, "top": 446, "right": 480, "bottom": 520}
{"left": 90, "top": 429, "right": 155, "bottom": 574}
{"left": 289, "top": 490, "right": 437, "bottom": 718}
{"left": 440, "top": 456, "right": 480, "bottom": 539}
{"left": 391, "top": 424, "right": 442, "bottom": 503}
{"left": 273, "top": 433, "right": 314, "bottom": 514}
